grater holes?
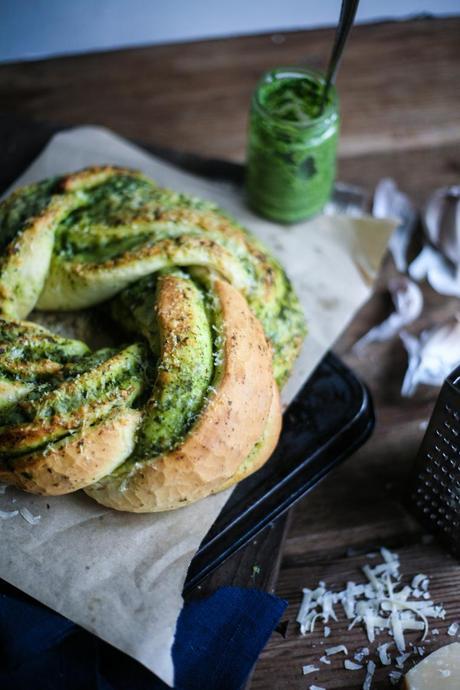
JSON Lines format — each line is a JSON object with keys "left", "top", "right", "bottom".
{"left": 445, "top": 403, "right": 460, "bottom": 422}
{"left": 444, "top": 418, "right": 459, "bottom": 437}
{"left": 411, "top": 389, "right": 460, "bottom": 549}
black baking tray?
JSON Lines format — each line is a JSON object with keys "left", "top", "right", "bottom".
{"left": 184, "top": 352, "right": 374, "bottom": 592}
{"left": 0, "top": 114, "right": 375, "bottom": 594}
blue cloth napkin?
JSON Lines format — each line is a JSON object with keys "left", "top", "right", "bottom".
{"left": 0, "top": 580, "right": 287, "bottom": 690}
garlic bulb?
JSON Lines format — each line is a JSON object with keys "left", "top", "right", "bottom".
{"left": 423, "top": 185, "right": 460, "bottom": 264}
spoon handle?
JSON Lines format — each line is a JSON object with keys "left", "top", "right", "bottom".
{"left": 320, "top": 0, "right": 360, "bottom": 111}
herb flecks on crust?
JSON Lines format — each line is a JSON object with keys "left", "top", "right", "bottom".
{"left": 0, "top": 166, "right": 305, "bottom": 512}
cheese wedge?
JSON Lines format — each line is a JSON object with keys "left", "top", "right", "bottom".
{"left": 403, "top": 643, "right": 460, "bottom": 689}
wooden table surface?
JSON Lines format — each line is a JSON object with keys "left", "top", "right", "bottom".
{"left": 1, "top": 16, "right": 460, "bottom": 689}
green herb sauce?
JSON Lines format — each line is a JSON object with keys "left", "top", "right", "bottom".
{"left": 246, "top": 68, "right": 339, "bottom": 223}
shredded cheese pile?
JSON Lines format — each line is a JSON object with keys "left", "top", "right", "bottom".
{"left": 297, "top": 547, "right": 454, "bottom": 688}
{"left": 0, "top": 484, "right": 41, "bottom": 525}
{"left": 297, "top": 547, "right": 445, "bottom": 653}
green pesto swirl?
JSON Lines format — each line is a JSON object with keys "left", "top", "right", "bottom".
{"left": 0, "top": 166, "right": 307, "bottom": 489}
{"left": 246, "top": 67, "right": 339, "bottom": 223}
{"left": 0, "top": 167, "right": 306, "bottom": 387}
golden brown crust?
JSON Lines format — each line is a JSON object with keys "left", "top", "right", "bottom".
{"left": 85, "top": 279, "right": 278, "bottom": 512}
{"left": 0, "top": 165, "right": 303, "bottom": 511}
{"left": 0, "top": 408, "right": 141, "bottom": 495}
{"left": 58, "top": 165, "right": 142, "bottom": 192}
{"left": 215, "top": 380, "right": 281, "bottom": 492}
{"left": 0, "top": 197, "right": 75, "bottom": 320}
{"left": 37, "top": 235, "right": 250, "bottom": 312}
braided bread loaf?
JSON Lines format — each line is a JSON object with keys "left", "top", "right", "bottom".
{"left": 0, "top": 167, "right": 305, "bottom": 512}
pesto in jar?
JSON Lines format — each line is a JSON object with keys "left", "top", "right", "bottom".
{"left": 246, "top": 67, "right": 339, "bottom": 223}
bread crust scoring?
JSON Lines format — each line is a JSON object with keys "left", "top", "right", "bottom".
{"left": 0, "top": 166, "right": 306, "bottom": 512}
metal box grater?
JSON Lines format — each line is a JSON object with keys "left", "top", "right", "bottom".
{"left": 408, "top": 364, "right": 460, "bottom": 556}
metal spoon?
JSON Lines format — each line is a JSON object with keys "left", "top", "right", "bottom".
{"left": 319, "top": 0, "right": 360, "bottom": 114}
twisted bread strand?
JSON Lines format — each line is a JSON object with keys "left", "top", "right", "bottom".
{"left": 0, "top": 167, "right": 305, "bottom": 511}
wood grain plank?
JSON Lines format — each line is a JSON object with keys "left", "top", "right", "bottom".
{"left": 1, "top": 18, "right": 460, "bottom": 689}
{"left": 250, "top": 257, "right": 460, "bottom": 688}
{"left": 251, "top": 543, "right": 459, "bottom": 689}
{"left": 1, "top": 18, "right": 459, "bottom": 162}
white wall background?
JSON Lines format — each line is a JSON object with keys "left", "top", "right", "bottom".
{"left": 1, "top": 0, "right": 458, "bottom": 63}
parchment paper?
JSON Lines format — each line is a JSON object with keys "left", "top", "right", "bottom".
{"left": 0, "top": 126, "right": 394, "bottom": 686}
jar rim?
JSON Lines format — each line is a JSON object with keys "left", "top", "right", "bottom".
{"left": 252, "top": 66, "right": 338, "bottom": 130}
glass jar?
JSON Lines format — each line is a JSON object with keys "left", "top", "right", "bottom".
{"left": 246, "top": 67, "right": 339, "bottom": 223}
